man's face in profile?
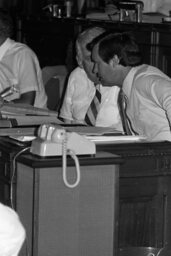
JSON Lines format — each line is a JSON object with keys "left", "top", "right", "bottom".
{"left": 76, "top": 43, "right": 100, "bottom": 85}
{"left": 92, "top": 43, "right": 121, "bottom": 87}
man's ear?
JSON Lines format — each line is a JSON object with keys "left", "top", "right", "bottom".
{"left": 109, "top": 55, "right": 120, "bottom": 68}
{"left": 76, "top": 43, "right": 83, "bottom": 68}
{"left": 76, "top": 55, "right": 83, "bottom": 68}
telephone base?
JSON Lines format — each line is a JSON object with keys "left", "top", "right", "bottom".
{"left": 30, "top": 132, "right": 96, "bottom": 157}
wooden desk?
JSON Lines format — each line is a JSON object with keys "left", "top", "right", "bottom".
{"left": 16, "top": 151, "right": 122, "bottom": 256}
{"left": 97, "top": 141, "right": 171, "bottom": 249}
{"left": 1, "top": 138, "right": 171, "bottom": 254}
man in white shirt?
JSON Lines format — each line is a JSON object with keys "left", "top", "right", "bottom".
{"left": 92, "top": 32, "right": 171, "bottom": 141}
{"left": 59, "top": 27, "right": 122, "bottom": 130}
{"left": 0, "top": 203, "right": 25, "bottom": 256}
{"left": 0, "top": 9, "right": 47, "bottom": 108}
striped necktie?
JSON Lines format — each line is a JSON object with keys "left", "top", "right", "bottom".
{"left": 85, "top": 84, "right": 101, "bottom": 126}
{"left": 118, "top": 89, "right": 135, "bottom": 135}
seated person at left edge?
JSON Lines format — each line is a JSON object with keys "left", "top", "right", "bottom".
{"left": 0, "top": 9, "right": 47, "bottom": 108}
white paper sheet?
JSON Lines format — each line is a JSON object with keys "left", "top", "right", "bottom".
{"left": 86, "top": 135, "right": 147, "bottom": 144}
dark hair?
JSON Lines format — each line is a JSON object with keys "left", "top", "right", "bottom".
{"left": 97, "top": 32, "right": 142, "bottom": 66}
{"left": 86, "top": 31, "right": 111, "bottom": 52}
{"left": 0, "top": 8, "right": 13, "bottom": 38}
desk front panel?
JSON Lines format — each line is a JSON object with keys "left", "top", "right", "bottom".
{"left": 17, "top": 162, "right": 119, "bottom": 256}
{"left": 1, "top": 138, "right": 171, "bottom": 252}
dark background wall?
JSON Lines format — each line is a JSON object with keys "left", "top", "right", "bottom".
{"left": 0, "top": 0, "right": 107, "bottom": 16}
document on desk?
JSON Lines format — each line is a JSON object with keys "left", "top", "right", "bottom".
{"left": 1, "top": 115, "right": 62, "bottom": 126}
{"left": 65, "top": 126, "right": 147, "bottom": 144}
{"left": 86, "top": 135, "right": 147, "bottom": 144}
{"left": 0, "top": 102, "right": 62, "bottom": 126}
{"left": 1, "top": 102, "right": 58, "bottom": 117}
{"left": 65, "top": 126, "right": 123, "bottom": 136}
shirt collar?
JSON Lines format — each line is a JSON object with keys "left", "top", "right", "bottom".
{"left": 122, "top": 65, "right": 144, "bottom": 97}
{"left": 0, "top": 38, "right": 13, "bottom": 60}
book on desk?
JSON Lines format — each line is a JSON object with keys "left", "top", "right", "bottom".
{"left": 0, "top": 102, "right": 62, "bottom": 136}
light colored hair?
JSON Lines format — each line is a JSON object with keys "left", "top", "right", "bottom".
{"left": 76, "top": 27, "right": 105, "bottom": 67}
{"left": 76, "top": 27, "right": 105, "bottom": 51}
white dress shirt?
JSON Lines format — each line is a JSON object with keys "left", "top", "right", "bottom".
{"left": 60, "top": 67, "right": 122, "bottom": 130}
{"left": 123, "top": 64, "right": 171, "bottom": 141}
{"left": 0, "top": 38, "right": 47, "bottom": 108}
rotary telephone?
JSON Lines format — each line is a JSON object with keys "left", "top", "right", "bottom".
{"left": 30, "top": 124, "right": 96, "bottom": 188}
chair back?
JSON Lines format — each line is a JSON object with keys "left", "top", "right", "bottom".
{"left": 42, "top": 65, "right": 68, "bottom": 111}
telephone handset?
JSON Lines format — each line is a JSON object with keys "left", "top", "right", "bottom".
{"left": 30, "top": 124, "right": 96, "bottom": 188}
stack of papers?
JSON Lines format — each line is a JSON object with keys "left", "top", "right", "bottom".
{"left": 0, "top": 102, "right": 62, "bottom": 126}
